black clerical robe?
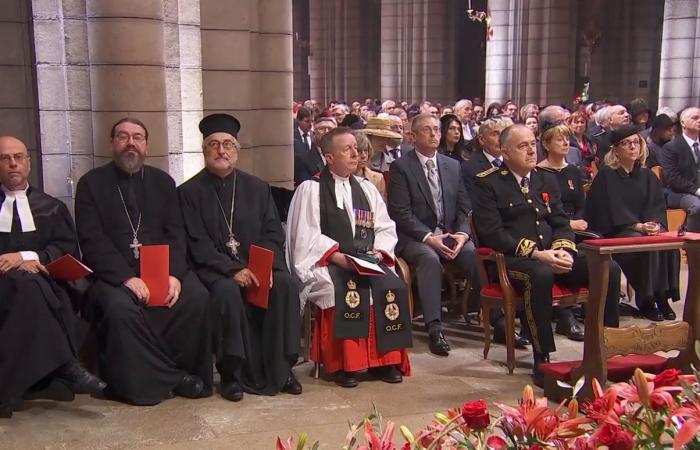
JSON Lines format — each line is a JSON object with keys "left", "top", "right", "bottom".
{"left": 178, "top": 168, "right": 300, "bottom": 395}
{"left": 75, "top": 163, "right": 212, "bottom": 405}
{"left": 0, "top": 187, "right": 80, "bottom": 408}
{"left": 586, "top": 165, "right": 680, "bottom": 309}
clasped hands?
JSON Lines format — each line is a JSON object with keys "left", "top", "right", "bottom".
{"left": 532, "top": 249, "right": 574, "bottom": 274}
{"left": 124, "top": 276, "right": 181, "bottom": 308}
{"left": 425, "top": 233, "right": 468, "bottom": 260}
{"left": 633, "top": 221, "right": 661, "bottom": 236}
{"left": 0, "top": 252, "right": 48, "bottom": 274}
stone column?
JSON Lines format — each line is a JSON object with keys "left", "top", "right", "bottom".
{"left": 658, "top": 0, "right": 700, "bottom": 111}
{"left": 0, "top": 2, "right": 41, "bottom": 187}
{"left": 308, "top": 0, "right": 379, "bottom": 104}
{"left": 200, "top": 0, "right": 294, "bottom": 188}
{"left": 379, "top": 0, "right": 455, "bottom": 104}
{"left": 87, "top": 0, "right": 169, "bottom": 172}
{"left": 485, "top": 0, "right": 576, "bottom": 106}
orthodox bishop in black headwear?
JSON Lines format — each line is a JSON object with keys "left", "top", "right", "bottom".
{"left": 178, "top": 113, "right": 302, "bottom": 401}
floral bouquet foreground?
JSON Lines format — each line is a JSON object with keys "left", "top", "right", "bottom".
{"left": 277, "top": 366, "right": 700, "bottom": 450}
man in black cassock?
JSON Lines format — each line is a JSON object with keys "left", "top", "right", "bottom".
{"left": 178, "top": 114, "right": 301, "bottom": 402}
{"left": 0, "top": 136, "right": 105, "bottom": 418}
{"left": 75, "top": 118, "right": 212, "bottom": 406}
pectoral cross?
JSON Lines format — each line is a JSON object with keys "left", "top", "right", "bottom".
{"left": 226, "top": 233, "right": 240, "bottom": 256}
{"left": 130, "top": 236, "right": 142, "bottom": 259}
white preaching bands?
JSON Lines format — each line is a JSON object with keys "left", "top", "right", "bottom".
{"left": 0, "top": 185, "right": 40, "bottom": 262}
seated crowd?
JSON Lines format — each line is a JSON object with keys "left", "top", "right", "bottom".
{"left": 1, "top": 95, "right": 695, "bottom": 417}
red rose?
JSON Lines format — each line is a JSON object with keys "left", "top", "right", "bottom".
{"left": 597, "top": 424, "right": 634, "bottom": 450}
{"left": 653, "top": 368, "right": 681, "bottom": 388}
{"left": 485, "top": 435, "right": 507, "bottom": 450}
{"left": 461, "top": 400, "right": 490, "bottom": 429}
{"left": 541, "top": 192, "right": 550, "bottom": 204}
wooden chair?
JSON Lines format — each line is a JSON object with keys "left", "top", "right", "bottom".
{"left": 469, "top": 215, "right": 588, "bottom": 374}
{"left": 651, "top": 166, "right": 687, "bottom": 231}
{"left": 302, "top": 256, "right": 414, "bottom": 379}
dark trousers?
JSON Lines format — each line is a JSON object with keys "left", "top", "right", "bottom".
{"left": 399, "top": 239, "right": 479, "bottom": 325}
{"left": 505, "top": 253, "right": 620, "bottom": 355}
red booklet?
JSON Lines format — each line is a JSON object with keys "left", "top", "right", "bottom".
{"left": 246, "top": 245, "right": 274, "bottom": 309}
{"left": 345, "top": 255, "right": 385, "bottom": 276}
{"left": 46, "top": 254, "right": 93, "bottom": 281}
{"left": 140, "top": 245, "right": 170, "bottom": 308}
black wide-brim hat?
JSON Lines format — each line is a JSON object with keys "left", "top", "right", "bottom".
{"left": 609, "top": 124, "right": 640, "bottom": 146}
{"left": 199, "top": 113, "right": 241, "bottom": 138}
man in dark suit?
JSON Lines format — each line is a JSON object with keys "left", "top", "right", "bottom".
{"left": 387, "top": 113, "right": 480, "bottom": 356}
{"left": 294, "top": 106, "right": 314, "bottom": 150}
{"left": 472, "top": 124, "right": 620, "bottom": 386}
{"left": 662, "top": 107, "right": 700, "bottom": 231}
{"left": 294, "top": 116, "right": 336, "bottom": 186}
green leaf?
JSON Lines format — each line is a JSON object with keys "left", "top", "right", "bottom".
{"left": 296, "top": 432, "right": 307, "bottom": 450}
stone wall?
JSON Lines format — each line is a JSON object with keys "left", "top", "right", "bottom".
{"left": 485, "top": 0, "right": 577, "bottom": 107}
{"left": 0, "top": 0, "right": 295, "bottom": 206}
{"left": 658, "top": 0, "right": 700, "bottom": 112}
{"left": 0, "top": 1, "right": 40, "bottom": 187}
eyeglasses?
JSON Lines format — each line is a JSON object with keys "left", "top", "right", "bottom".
{"left": 207, "top": 140, "right": 237, "bottom": 150}
{"left": 0, "top": 153, "right": 29, "bottom": 164}
{"left": 114, "top": 132, "right": 146, "bottom": 144}
{"left": 618, "top": 139, "right": 641, "bottom": 149}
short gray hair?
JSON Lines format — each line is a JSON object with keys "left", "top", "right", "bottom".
{"left": 538, "top": 105, "right": 566, "bottom": 124}
{"left": 454, "top": 99, "right": 473, "bottom": 112}
{"left": 411, "top": 113, "right": 438, "bottom": 132}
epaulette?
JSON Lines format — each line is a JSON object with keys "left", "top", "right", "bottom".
{"left": 476, "top": 166, "right": 498, "bottom": 177}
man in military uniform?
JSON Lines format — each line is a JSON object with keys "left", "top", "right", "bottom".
{"left": 472, "top": 124, "right": 620, "bottom": 386}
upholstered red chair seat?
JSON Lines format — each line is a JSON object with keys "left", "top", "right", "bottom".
{"left": 481, "top": 283, "right": 588, "bottom": 299}
{"left": 539, "top": 354, "right": 669, "bottom": 382}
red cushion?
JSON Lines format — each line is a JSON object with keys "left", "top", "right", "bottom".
{"left": 583, "top": 235, "right": 684, "bottom": 247}
{"left": 477, "top": 247, "right": 495, "bottom": 257}
{"left": 481, "top": 283, "right": 588, "bottom": 299}
{"left": 539, "top": 354, "right": 669, "bottom": 382}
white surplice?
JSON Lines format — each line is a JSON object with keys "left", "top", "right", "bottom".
{"left": 285, "top": 173, "right": 398, "bottom": 311}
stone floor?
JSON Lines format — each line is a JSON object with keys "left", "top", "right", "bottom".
{"left": 0, "top": 271, "right": 687, "bottom": 450}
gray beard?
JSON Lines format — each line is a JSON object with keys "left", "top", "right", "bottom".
{"left": 116, "top": 152, "right": 145, "bottom": 173}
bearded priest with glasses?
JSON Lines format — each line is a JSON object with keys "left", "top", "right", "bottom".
{"left": 75, "top": 118, "right": 213, "bottom": 406}
{"left": 178, "top": 114, "right": 302, "bottom": 402}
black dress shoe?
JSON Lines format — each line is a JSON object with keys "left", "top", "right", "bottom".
{"left": 428, "top": 330, "right": 450, "bottom": 356}
{"left": 173, "top": 374, "right": 204, "bottom": 399}
{"left": 493, "top": 318, "right": 528, "bottom": 349}
{"left": 220, "top": 380, "right": 244, "bottom": 401}
{"left": 555, "top": 316, "right": 585, "bottom": 342}
{"left": 54, "top": 361, "right": 106, "bottom": 395}
{"left": 281, "top": 372, "right": 302, "bottom": 395}
{"left": 370, "top": 365, "right": 403, "bottom": 384}
{"left": 656, "top": 298, "right": 676, "bottom": 320}
{"left": 532, "top": 353, "right": 550, "bottom": 388}
{"left": 640, "top": 303, "right": 664, "bottom": 322}
{"left": 335, "top": 371, "right": 359, "bottom": 388}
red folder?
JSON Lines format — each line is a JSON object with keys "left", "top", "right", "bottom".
{"left": 246, "top": 245, "right": 274, "bottom": 309}
{"left": 140, "top": 245, "right": 170, "bottom": 307}
{"left": 46, "top": 254, "right": 93, "bottom": 281}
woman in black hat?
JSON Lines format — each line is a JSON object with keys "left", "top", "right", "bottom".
{"left": 586, "top": 124, "right": 681, "bottom": 321}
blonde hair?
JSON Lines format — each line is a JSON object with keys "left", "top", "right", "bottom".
{"left": 541, "top": 123, "right": 571, "bottom": 145}
{"left": 604, "top": 133, "right": 648, "bottom": 169}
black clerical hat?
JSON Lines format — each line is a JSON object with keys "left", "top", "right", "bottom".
{"left": 199, "top": 113, "right": 241, "bottom": 138}
{"left": 609, "top": 124, "right": 640, "bottom": 146}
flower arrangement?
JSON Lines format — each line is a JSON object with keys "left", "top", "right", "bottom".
{"left": 277, "top": 365, "right": 700, "bottom": 450}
